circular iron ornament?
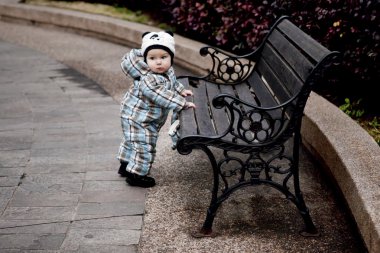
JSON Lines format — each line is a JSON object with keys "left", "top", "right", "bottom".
{"left": 238, "top": 111, "right": 274, "bottom": 143}
{"left": 217, "top": 58, "right": 250, "bottom": 83}
{"left": 199, "top": 47, "right": 255, "bottom": 84}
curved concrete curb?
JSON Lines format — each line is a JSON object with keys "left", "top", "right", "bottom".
{"left": 302, "top": 93, "right": 380, "bottom": 253}
{"left": 1, "top": 1, "right": 379, "bottom": 252}
{"left": 0, "top": 0, "right": 210, "bottom": 76}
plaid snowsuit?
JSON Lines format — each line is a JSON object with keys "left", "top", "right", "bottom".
{"left": 117, "top": 49, "right": 187, "bottom": 176}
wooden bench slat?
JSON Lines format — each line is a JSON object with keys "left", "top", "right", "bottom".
{"left": 247, "top": 72, "right": 279, "bottom": 108}
{"left": 257, "top": 44, "right": 304, "bottom": 103}
{"left": 278, "top": 19, "right": 329, "bottom": 62}
{"left": 219, "top": 84, "right": 249, "bottom": 144}
{"left": 178, "top": 78, "right": 198, "bottom": 136}
{"left": 192, "top": 81, "right": 216, "bottom": 136}
{"left": 204, "top": 81, "right": 231, "bottom": 136}
{"left": 234, "top": 82, "right": 259, "bottom": 106}
{"left": 255, "top": 58, "right": 291, "bottom": 104}
{"left": 247, "top": 72, "right": 283, "bottom": 126}
{"left": 268, "top": 29, "right": 314, "bottom": 82}
{"left": 179, "top": 77, "right": 190, "bottom": 89}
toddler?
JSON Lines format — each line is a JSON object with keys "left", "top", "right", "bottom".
{"left": 117, "top": 31, "right": 195, "bottom": 188}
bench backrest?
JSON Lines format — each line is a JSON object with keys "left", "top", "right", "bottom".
{"left": 251, "top": 17, "right": 338, "bottom": 108}
{"left": 179, "top": 17, "right": 340, "bottom": 148}
{"left": 244, "top": 17, "right": 340, "bottom": 146}
{"left": 223, "top": 17, "right": 340, "bottom": 146}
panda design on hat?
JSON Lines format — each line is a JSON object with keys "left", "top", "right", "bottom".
{"left": 141, "top": 31, "right": 175, "bottom": 64}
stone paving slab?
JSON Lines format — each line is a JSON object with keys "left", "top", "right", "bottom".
{"left": 0, "top": 40, "right": 144, "bottom": 252}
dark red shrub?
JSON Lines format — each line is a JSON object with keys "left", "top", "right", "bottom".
{"left": 71, "top": 0, "right": 378, "bottom": 115}
{"left": 157, "top": 0, "right": 379, "bottom": 115}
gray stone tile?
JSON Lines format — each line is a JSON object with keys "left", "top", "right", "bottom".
{"left": 0, "top": 97, "right": 31, "bottom": 118}
{"left": 0, "top": 176, "right": 20, "bottom": 187}
{"left": 9, "top": 187, "right": 79, "bottom": 207}
{"left": 0, "top": 187, "right": 16, "bottom": 213}
{"left": 71, "top": 215, "right": 142, "bottom": 230}
{"left": 31, "top": 147, "right": 87, "bottom": 159}
{"left": 76, "top": 202, "right": 144, "bottom": 217}
{"left": 0, "top": 149, "right": 30, "bottom": 168}
{"left": 84, "top": 123, "right": 119, "bottom": 134}
{"left": 0, "top": 167, "right": 24, "bottom": 177}
{"left": 29, "top": 154, "right": 87, "bottom": 167}
{"left": 79, "top": 190, "right": 145, "bottom": 203}
{"left": 78, "top": 105, "right": 119, "bottom": 117}
{"left": 33, "top": 127, "right": 86, "bottom": 139}
{"left": 60, "top": 228, "right": 140, "bottom": 251}
{"left": 85, "top": 171, "right": 124, "bottom": 181}
{"left": 1, "top": 207, "right": 75, "bottom": 221}
{"left": 0, "top": 233, "right": 65, "bottom": 250}
{"left": 25, "top": 163, "right": 88, "bottom": 174}
{"left": 77, "top": 244, "right": 137, "bottom": 253}
{"left": 82, "top": 182, "right": 129, "bottom": 195}
{"left": 22, "top": 82, "right": 63, "bottom": 94}
{"left": 0, "top": 129, "right": 33, "bottom": 151}
{"left": 21, "top": 173, "right": 85, "bottom": 185}
{"left": 34, "top": 121, "right": 85, "bottom": 130}
{"left": 18, "top": 180, "right": 82, "bottom": 195}
{"left": 0, "top": 117, "right": 32, "bottom": 131}
{"left": 71, "top": 96, "right": 115, "bottom": 105}
{"left": 0, "top": 220, "right": 69, "bottom": 234}
{"left": 32, "top": 109, "right": 82, "bottom": 125}
{"left": 85, "top": 160, "right": 120, "bottom": 172}
{"left": 86, "top": 153, "right": 115, "bottom": 164}
{"left": 87, "top": 133, "right": 121, "bottom": 149}
{"left": 31, "top": 139, "right": 87, "bottom": 150}
{"left": 0, "top": 83, "right": 25, "bottom": 97}
{"left": 59, "top": 86, "right": 105, "bottom": 97}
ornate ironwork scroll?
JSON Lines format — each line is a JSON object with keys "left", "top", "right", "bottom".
{"left": 198, "top": 47, "right": 255, "bottom": 84}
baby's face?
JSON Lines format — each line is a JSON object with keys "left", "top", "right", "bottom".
{"left": 146, "top": 49, "right": 171, "bottom": 74}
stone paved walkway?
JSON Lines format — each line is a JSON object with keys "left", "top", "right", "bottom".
{"left": 0, "top": 40, "right": 145, "bottom": 252}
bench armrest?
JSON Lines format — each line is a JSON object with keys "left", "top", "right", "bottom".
{"left": 212, "top": 93, "right": 296, "bottom": 145}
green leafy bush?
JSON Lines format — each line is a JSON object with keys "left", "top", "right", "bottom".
{"left": 339, "top": 98, "right": 365, "bottom": 119}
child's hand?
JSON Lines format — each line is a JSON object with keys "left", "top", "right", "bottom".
{"left": 185, "top": 102, "right": 196, "bottom": 109}
{"left": 181, "top": 89, "right": 193, "bottom": 97}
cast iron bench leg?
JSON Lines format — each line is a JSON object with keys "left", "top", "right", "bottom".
{"left": 293, "top": 132, "right": 319, "bottom": 237}
{"left": 190, "top": 136, "right": 320, "bottom": 238}
{"left": 191, "top": 145, "right": 220, "bottom": 238}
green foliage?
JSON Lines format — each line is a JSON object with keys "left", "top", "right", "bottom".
{"left": 360, "top": 116, "right": 380, "bottom": 146}
{"left": 339, "top": 98, "right": 365, "bottom": 119}
{"left": 369, "top": 117, "right": 380, "bottom": 129}
{"left": 368, "top": 117, "right": 380, "bottom": 145}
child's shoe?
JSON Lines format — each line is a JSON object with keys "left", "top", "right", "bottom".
{"left": 118, "top": 162, "right": 129, "bottom": 177}
{"left": 126, "top": 173, "right": 156, "bottom": 188}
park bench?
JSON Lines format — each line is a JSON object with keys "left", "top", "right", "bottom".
{"left": 176, "top": 16, "right": 340, "bottom": 237}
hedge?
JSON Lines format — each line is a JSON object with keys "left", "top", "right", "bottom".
{"left": 63, "top": 0, "right": 379, "bottom": 116}
{"left": 156, "top": 0, "right": 379, "bottom": 115}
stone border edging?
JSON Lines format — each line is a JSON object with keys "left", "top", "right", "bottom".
{"left": 0, "top": 2, "right": 378, "bottom": 252}
{"left": 0, "top": 0, "right": 210, "bottom": 75}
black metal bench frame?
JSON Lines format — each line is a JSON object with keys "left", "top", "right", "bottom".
{"left": 176, "top": 16, "right": 340, "bottom": 237}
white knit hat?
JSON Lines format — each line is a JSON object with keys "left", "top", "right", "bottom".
{"left": 141, "top": 31, "right": 175, "bottom": 61}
